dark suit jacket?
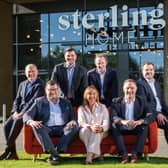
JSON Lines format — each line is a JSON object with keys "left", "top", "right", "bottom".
{"left": 136, "top": 77, "right": 168, "bottom": 116}
{"left": 110, "top": 96, "right": 154, "bottom": 125}
{"left": 51, "top": 63, "right": 88, "bottom": 106}
{"left": 87, "top": 67, "right": 118, "bottom": 107}
{"left": 11, "top": 78, "right": 45, "bottom": 114}
{"left": 23, "top": 97, "right": 75, "bottom": 125}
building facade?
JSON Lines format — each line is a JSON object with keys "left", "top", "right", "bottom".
{"left": 0, "top": 0, "right": 168, "bottom": 115}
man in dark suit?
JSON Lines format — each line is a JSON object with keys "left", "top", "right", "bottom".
{"left": 87, "top": 54, "right": 118, "bottom": 107}
{"left": 23, "top": 80, "right": 78, "bottom": 165}
{"left": 110, "top": 79, "right": 154, "bottom": 163}
{"left": 0, "top": 64, "right": 45, "bottom": 160}
{"left": 51, "top": 48, "right": 88, "bottom": 106}
{"left": 136, "top": 62, "right": 168, "bottom": 143}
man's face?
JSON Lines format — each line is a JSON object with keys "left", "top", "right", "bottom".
{"left": 25, "top": 65, "right": 38, "bottom": 82}
{"left": 142, "top": 64, "right": 155, "bottom": 80}
{"left": 64, "top": 50, "right": 77, "bottom": 66}
{"left": 95, "top": 57, "right": 107, "bottom": 73}
{"left": 123, "top": 81, "right": 137, "bottom": 101}
{"left": 45, "top": 84, "right": 59, "bottom": 102}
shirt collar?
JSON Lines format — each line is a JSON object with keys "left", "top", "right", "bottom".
{"left": 124, "top": 97, "right": 135, "bottom": 104}
{"left": 27, "top": 78, "right": 37, "bottom": 84}
{"left": 145, "top": 78, "right": 155, "bottom": 83}
{"left": 96, "top": 68, "right": 106, "bottom": 75}
{"left": 49, "top": 98, "right": 60, "bottom": 105}
{"left": 64, "top": 62, "right": 75, "bottom": 68}
{"left": 85, "top": 102, "right": 99, "bottom": 111}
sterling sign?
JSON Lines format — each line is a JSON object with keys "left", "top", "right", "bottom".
{"left": 58, "top": 3, "right": 166, "bottom": 47}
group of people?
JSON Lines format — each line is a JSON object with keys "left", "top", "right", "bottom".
{"left": 0, "top": 48, "right": 167, "bottom": 165}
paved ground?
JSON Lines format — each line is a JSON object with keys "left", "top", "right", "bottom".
{"left": 0, "top": 124, "right": 167, "bottom": 156}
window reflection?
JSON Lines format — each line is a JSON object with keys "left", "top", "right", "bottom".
{"left": 13, "top": 0, "right": 165, "bottom": 94}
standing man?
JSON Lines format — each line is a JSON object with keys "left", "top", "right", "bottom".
{"left": 111, "top": 79, "right": 154, "bottom": 163}
{"left": 87, "top": 54, "right": 118, "bottom": 107}
{"left": 136, "top": 62, "right": 168, "bottom": 143}
{"left": 23, "top": 80, "right": 78, "bottom": 165}
{"left": 51, "top": 48, "right": 88, "bottom": 106}
{"left": 0, "top": 64, "right": 45, "bottom": 160}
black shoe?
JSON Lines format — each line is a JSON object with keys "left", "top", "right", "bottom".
{"left": 6, "top": 152, "right": 19, "bottom": 160}
{"left": 0, "top": 151, "right": 10, "bottom": 160}
{"left": 121, "top": 154, "right": 129, "bottom": 164}
{"left": 130, "top": 154, "right": 138, "bottom": 163}
{"left": 47, "top": 155, "right": 60, "bottom": 165}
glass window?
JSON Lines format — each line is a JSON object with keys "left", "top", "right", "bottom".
{"left": 13, "top": 0, "right": 165, "bottom": 96}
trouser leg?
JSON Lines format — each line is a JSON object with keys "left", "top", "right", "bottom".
{"left": 32, "top": 125, "right": 58, "bottom": 156}
{"left": 133, "top": 126, "right": 148, "bottom": 154}
{"left": 159, "top": 120, "right": 168, "bottom": 144}
{"left": 57, "top": 125, "right": 79, "bottom": 152}
{"left": 112, "top": 125, "right": 127, "bottom": 155}
{"left": 4, "top": 116, "right": 23, "bottom": 153}
{"left": 7, "top": 118, "right": 23, "bottom": 148}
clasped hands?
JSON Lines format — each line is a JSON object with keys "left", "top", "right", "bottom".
{"left": 120, "top": 119, "right": 144, "bottom": 128}
{"left": 90, "top": 124, "right": 103, "bottom": 133}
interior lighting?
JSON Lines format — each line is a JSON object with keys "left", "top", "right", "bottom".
{"left": 34, "top": 29, "right": 40, "bottom": 32}
{"left": 62, "top": 36, "right": 66, "bottom": 41}
{"left": 26, "top": 34, "right": 31, "bottom": 39}
{"left": 30, "top": 48, "right": 34, "bottom": 52}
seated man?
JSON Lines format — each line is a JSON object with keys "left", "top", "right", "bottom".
{"left": 110, "top": 79, "right": 154, "bottom": 164}
{"left": 137, "top": 62, "right": 168, "bottom": 143}
{"left": 23, "top": 80, "right": 78, "bottom": 165}
{"left": 0, "top": 64, "right": 45, "bottom": 160}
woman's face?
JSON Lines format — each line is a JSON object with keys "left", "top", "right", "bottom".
{"left": 86, "top": 89, "right": 98, "bottom": 105}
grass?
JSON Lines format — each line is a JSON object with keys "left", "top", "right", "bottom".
{"left": 0, "top": 152, "right": 168, "bottom": 168}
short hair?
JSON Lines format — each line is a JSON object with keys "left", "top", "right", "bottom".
{"left": 123, "top": 79, "right": 136, "bottom": 87}
{"left": 141, "top": 62, "right": 154, "bottom": 70}
{"left": 45, "top": 80, "right": 59, "bottom": 88}
{"left": 64, "top": 47, "right": 77, "bottom": 55}
{"left": 94, "top": 53, "right": 107, "bottom": 62}
{"left": 45, "top": 80, "right": 62, "bottom": 96}
{"left": 25, "top": 64, "right": 38, "bottom": 71}
{"left": 83, "top": 85, "right": 99, "bottom": 106}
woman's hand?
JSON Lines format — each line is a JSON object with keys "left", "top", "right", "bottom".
{"left": 90, "top": 125, "right": 103, "bottom": 133}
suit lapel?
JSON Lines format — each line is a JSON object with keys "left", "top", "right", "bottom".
{"left": 62, "top": 65, "right": 68, "bottom": 87}
{"left": 43, "top": 98, "right": 50, "bottom": 122}
{"left": 23, "top": 81, "right": 28, "bottom": 98}
{"left": 121, "top": 99, "right": 126, "bottom": 118}
{"left": 72, "top": 65, "right": 78, "bottom": 88}
{"left": 154, "top": 81, "right": 161, "bottom": 98}
{"left": 103, "top": 70, "right": 109, "bottom": 90}
{"left": 133, "top": 98, "right": 139, "bottom": 119}
{"left": 144, "top": 79, "right": 155, "bottom": 97}
{"left": 95, "top": 70, "right": 101, "bottom": 90}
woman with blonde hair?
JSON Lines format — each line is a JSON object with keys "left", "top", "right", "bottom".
{"left": 78, "top": 86, "right": 109, "bottom": 164}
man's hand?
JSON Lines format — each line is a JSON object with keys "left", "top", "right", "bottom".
{"left": 120, "top": 120, "right": 130, "bottom": 126}
{"left": 132, "top": 119, "right": 144, "bottom": 127}
{"left": 29, "top": 120, "right": 43, "bottom": 129}
{"left": 157, "top": 113, "right": 167, "bottom": 126}
{"left": 120, "top": 119, "right": 144, "bottom": 128}
{"left": 12, "top": 111, "right": 23, "bottom": 120}
{"left": 66, "top": 120, "right": 77, "bottom": 128}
